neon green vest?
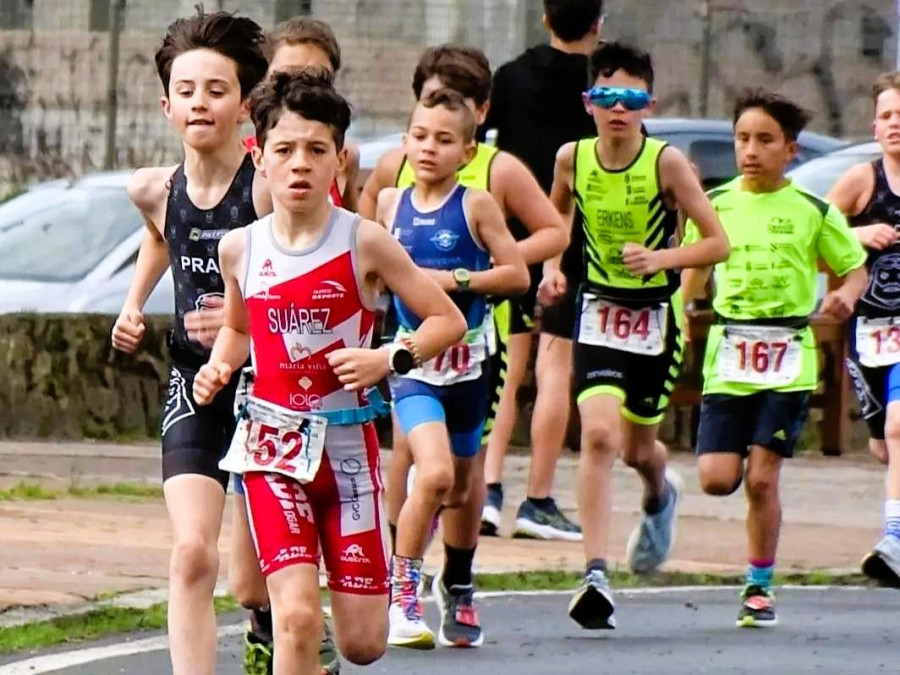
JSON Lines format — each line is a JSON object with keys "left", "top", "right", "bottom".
{"left": 396, "top": 143, "right": 498, "bottom": 190}
{"left": 574, "top": 136, "right": 678, "bottom": 297}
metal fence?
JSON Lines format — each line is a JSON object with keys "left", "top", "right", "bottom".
{"left": 0, "top": 0, "right": 897, "bottom": 193}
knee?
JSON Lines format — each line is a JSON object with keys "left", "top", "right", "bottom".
{"left": 228, "top": 565, "right": 267, "bottom": 609}
{"left": 274, "top": 603, "right": 322, "bottom": 651}
{"left": 745, "top": 472, "right": 778, "bottom": 503}
{"left": 414, "top": 462, "right": 454, "bottom": 502}
{"left": 621, "top": 440, "right": 658, "bottom": 471}
{"left": 885, "top": 415, "right": 900, "bottom": 445}
{"left": 869, "top": 440, "right": 889, "bottom": 465}
{"left": 170, "top": 537, "right": 218, "bottom": 587}
{"left": 699, "top": 471, "right": 742, "bottom": 496}
{"left": 581, "top": 423, "right": 620, "bottom": 459}
{"left": 338, "top": 626, "right": 387, "bottom": 665}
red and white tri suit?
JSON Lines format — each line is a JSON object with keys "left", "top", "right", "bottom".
{"left": 239, "top": 207, "right": 389, "bottom": 595}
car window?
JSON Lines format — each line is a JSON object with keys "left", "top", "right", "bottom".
{"left": 686, "top": 139, "right": 737, "bottom": 189}
{"left": 788, "top": 152, "right": 882, "bottom": 197}
{"left": 0, "top": 186, "right": 140, "bottom": 281}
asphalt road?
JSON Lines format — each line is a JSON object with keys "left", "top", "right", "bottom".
{"left": 1, "top": 587, "right": 897, "bottom": 675}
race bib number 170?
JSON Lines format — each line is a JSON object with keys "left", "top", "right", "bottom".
{"left": 577, "top": 295, "right": 668, "bottom": 355}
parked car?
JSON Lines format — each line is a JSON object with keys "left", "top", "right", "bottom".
{"left": 356, "top": 118, "right": 847, "bottom": 190}
{"left": 0, "top": 172, "right": 174, "bottom": 315}
{"left": 787, "top": 141, "right": 881, "bottom": 197}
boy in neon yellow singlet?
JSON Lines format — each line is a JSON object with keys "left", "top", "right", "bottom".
{"left": 683, "top": 89, "right": 868, "bottom": 627}
{"left": 546, "top": 41, "right": 730, "bottom": 630}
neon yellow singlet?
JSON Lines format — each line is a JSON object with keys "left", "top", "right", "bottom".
{"left": 573, "top": 136, "right": 678, "bottom": 298}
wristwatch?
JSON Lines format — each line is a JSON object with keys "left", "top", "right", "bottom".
{"left": 452, "top": 268, "right": 471, "bottom": 290}
{"left": 387, "top": 342, "right": 416, "bottom": 375}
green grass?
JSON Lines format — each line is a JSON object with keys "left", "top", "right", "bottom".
{"left": 0, "top": 596, "right": 240, "bottom": 654}
{"left": 0, "top": 483, "right": 59, "bottom": 501}
{"left": 0, "top": 569, "right": 876, "bottom": 655}
{"left": 0, "top": 481, "right": 162, "bottom": 502}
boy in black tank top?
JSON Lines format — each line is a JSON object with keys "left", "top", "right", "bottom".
{"left": 827, "top": 71, "right": 900, "bottom": 588}
{"left": 110, "top": 10, "right": 270, "bottom": 673}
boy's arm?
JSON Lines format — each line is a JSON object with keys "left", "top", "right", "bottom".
{"left": 491, "top": 151, "right": 568, "bottom": 265}
{"left": 375, "top": 188, "right": 400, "bottom": 230}
{"left": 358, "top": 148, "right": 405, "bottom": 220}
{"left": 192, "top": 230, "right": 251, "bottom": 405}
{"left": 341, "top": 141, "right": 360, "bottom": 212}
{"left": 112, "top": 167, "right": 174, "bottom": 354}
{"left": 629, "top": 146, "right": 729, "bottom": 274}
{"left": 450, "top": 189, "right": 529, "bottom": 296}
{"left": 537, "top": 143, "right": 576, "bottom": 306}
{"left": 325, "top": 220, "right": 467, "bottom": 391}
{"left": 817, "top": 204, "right": 870, "bottom": 321}
{"left": 826, "top": 162, "right": 896, "bottom": 250}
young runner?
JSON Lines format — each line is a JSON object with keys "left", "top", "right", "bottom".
{"left": 481, "top": 0, "right": 603, "bottom": 542}
{"left": 683, "top": 89, "right": 868, "bottom": 625}
{"left": 241, "top": 17, "right": 359, "bottom": 210}
{"left": 546, "top": 41, "right": 730, "bottom": 630}
{"left": 110, "top": 10, "right": 269, "bottom": 674}
{"left": 193, "top": 68, "right": 466, "bottom": 674}
{"left": 377, "top": 88, "right": 528, "bottom": 648}
{"left": 231, "top": 17, "right": 356, "bottom": 675}
{"left": 359, "top": 44, "right": 567, "bottom": 647}
{"left": 826, "top": 71, "right": 900, "bottom": 588}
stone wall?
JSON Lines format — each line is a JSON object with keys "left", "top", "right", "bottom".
{"left": 0, "top": 313, "right": 171, "bottom": 439}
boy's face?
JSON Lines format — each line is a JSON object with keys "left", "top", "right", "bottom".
{"left": 252, "top": 110, "right": 344, "bottom": 212}
{"left": 161, "top": 48, "right": 247, "bottom": 151}
{"left": 420, "top": 75, "right": 489, "bottom": 126}
{"left": 734, "top": 107, "right": 796, "bottom": 182}
{"left": 874, "top": 88, "right": 900, "bottom": 156}
{"left": 584, "top": 69, "right": 653, "bottom": 140}
{"left": 404, "top": 104, "right": 476, "bottom": 183}
{"left": 268, "top": 42, "right": 333, "bottom": 76}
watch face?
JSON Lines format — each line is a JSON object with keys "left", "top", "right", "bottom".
{"left": 393, "top": 348, "right": 415, "bottom": 374}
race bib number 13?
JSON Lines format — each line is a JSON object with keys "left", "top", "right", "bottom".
{"left": 717, "top": 326, "right": 802, "bottom": 386}
{"left": 855, "top": 317, "right": 900, "bottom": 368}
{"left": 578, "top": 295, "right": 668, "bottom": 355}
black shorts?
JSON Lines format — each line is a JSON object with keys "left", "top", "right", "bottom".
{"left": 846, "top": 357, "right": 888, "bottom": 440}
{"left": 573, "top": 293, "right": 684, "bottom": 425}
{"left": 481, "top": 299, "right": 515, "bottom": 442}
{"left": 508, "top": 265, "right": 539, "bottom": 335}
{"left": 540, "top": 290, "right": 577, "bottom": 339}
{"left": 695, "top": 390, "right": 810, "bottom": 458}
{"left": 160, "top": 364, "right": 239, "bottom": 489}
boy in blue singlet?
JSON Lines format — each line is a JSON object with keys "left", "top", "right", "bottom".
{"left": 375, "top": 89, "right": 529, "bottom": 649}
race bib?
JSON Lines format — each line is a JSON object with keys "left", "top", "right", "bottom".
{"left": 484, "top": 304, "right": 498, "bottom": 356}
{"left": 577, "top": 295, "right": 668, "bottom": 355}
{"left": 717, "top": 325, "right": 803, "bottom": 386}
{"left": 407, "top": 338, "right": 487, "bottom": 386}
{"left": 220, "top": 397, "right": 327, "bottom": 484}
{"left": 855, "top": 317, "right": 900, "bottom": 368}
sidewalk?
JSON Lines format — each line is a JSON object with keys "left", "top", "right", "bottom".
{"left": 0, "top": 441, "right": 885, "bottom": 614}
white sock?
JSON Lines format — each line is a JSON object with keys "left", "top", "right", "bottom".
{"left": 884, "top": 500, "right": 900, "bottom": 539}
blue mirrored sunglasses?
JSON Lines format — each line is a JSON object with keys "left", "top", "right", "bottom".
{"left": 585, "top": 86, "right": 652, "bottom": 111}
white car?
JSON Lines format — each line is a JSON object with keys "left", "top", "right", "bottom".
{"left": 0, "top": 172, "right": 174, "bottom": 314}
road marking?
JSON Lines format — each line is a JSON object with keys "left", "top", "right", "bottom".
{"left": 0, "top": 585, "right": 878, "bottom": 673}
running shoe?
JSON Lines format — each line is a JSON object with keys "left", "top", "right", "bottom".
{"left": 568, "top": 568, "right": 616, "bottom": 630}
{"left": 432, "top": 572, "right": 484, "bottom": 647}
{"left": 861, "top": 535, "right": 900, "bottom": 589}
{"left": 512, "top": 498, "right": 582, "bottom": 541}
{"left": 480, "top": 484, "right": 503, "bottom": 537}
{"left": 736, "top": 584, "right": 777, "bottom": 627}
{"left": 626, "top": 469, "right": 682, "bottom": 573}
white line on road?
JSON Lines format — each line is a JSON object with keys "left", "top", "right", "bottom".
{"left": 0, "top": 585, "right": 876, "bottom": 674}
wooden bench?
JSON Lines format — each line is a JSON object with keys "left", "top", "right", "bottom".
{"left": 672, "top": 309, "right": 852, "bottom": 455}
